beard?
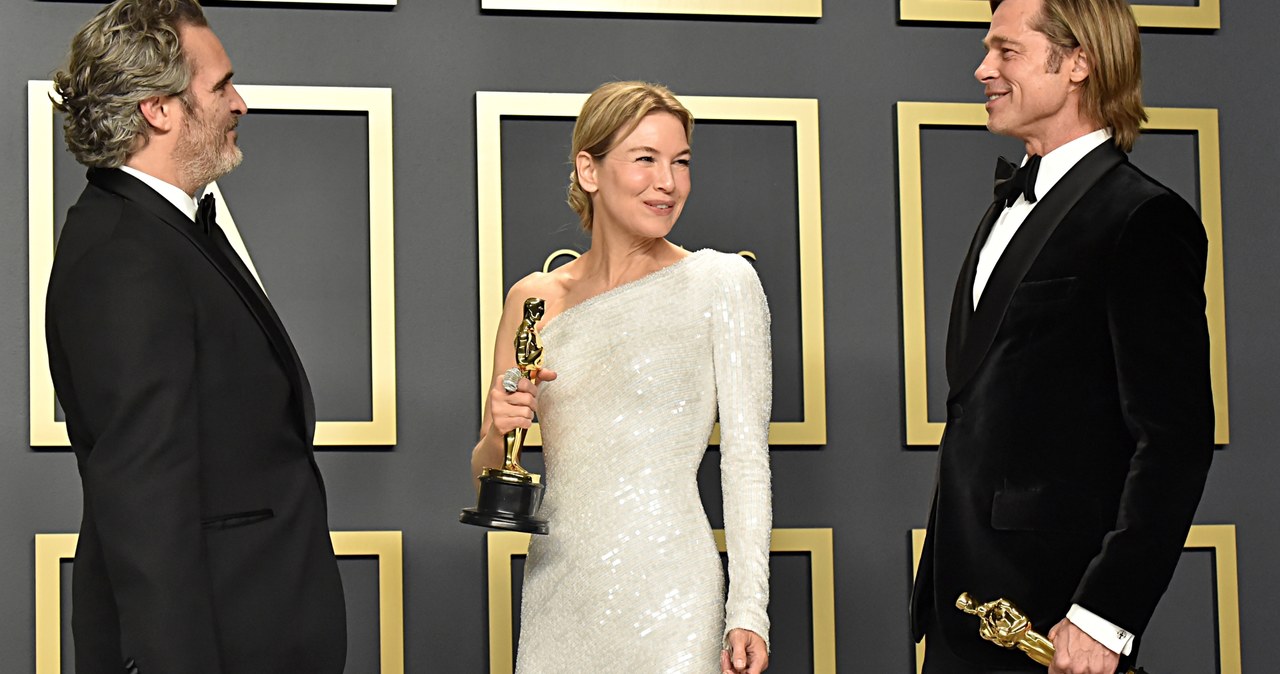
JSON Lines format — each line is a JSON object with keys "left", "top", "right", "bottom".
{"left": 175, "top": 106, "right": 243, "bottom": 191}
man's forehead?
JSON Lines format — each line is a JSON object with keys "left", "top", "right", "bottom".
{"left": 180, "top": 25, "right": 232, "bottom": 79}
{"left": 984, "top": 7, "right": 1039, "bottom": 48}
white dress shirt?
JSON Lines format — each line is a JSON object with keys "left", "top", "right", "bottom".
{"left": 969, "top": 128, "right": 1136, "bottom": 657}
{"left": 120, "top": 165, "right": 202, "bottom": 221}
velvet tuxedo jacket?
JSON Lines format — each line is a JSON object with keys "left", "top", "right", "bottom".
{"left": 909, "top": 142, "right": 1215, "bottom": 668}
{"left": 46, "top": 168, "right": 346, "bottom": 674}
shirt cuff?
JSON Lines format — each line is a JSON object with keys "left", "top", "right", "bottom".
{"left": 1067, "top": 604, "right": 1134, "bottom": 656}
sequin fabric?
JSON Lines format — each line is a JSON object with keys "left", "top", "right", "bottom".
{"left": 515, "top": 250, "right": 772, "bottom": 673}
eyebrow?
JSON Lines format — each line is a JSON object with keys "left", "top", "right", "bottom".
{"left": 982, "top": 35, "right": 1024, "bottom": 50}
{"left": 625, "top": 145, "right": 692, "bottom": 156}
{"left": 211, "top": 71, "right": 235, "bottom": 91}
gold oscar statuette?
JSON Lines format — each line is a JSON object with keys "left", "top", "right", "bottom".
{"left": 956, "top": 593, "right": 1149, "bottom": 674}
{"left": 460, "top": 298, "right": 550, "bottom": 535}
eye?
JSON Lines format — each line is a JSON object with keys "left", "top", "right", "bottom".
{"left": 635, "top": 155, "right": 655, "bottom": 163}
{"left": 675, "top": 158, "right": 691, "bottom": 167}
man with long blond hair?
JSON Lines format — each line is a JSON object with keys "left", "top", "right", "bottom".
{"left": 46, "top": 2, "right": 345, "bottom": 671}
{"left": 910, "top": 0, "right": 1214, "bottom": 672}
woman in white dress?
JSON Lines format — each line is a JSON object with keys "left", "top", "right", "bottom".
{"left": 471, "top": 81, "right": 772, "bottom": 674}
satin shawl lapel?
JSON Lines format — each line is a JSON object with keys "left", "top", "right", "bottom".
{"left": 205, "top": 225, "right": 317, "bottom": 442}
{"left": 946, "top": 200, "right": 1003, "bottom": 385}
{"left": 87, "top": 168, "right": 314, "bottom": 440}
{"left": 948, "top": 142, "right": 1125, "bottom": 397}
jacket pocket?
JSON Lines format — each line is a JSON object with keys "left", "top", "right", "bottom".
{"left": 201, "top": 508, "right": 274, "bottom": 531}
{"left": 1009, "top": 276, "right": 1078, "bottom": 305}
{"left": 990, "top": 486, "right": 1107, "bottom": 534}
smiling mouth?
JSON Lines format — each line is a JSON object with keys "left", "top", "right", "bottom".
{"left": 986, "top": 92, "right": 1008, "bottom": 102}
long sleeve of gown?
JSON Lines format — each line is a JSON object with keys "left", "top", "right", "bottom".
{"left": 710, "top": 254, "right": 773, "bottom": 648}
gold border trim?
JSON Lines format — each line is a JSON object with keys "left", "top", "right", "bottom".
{"left": 896, "top": 102, "right": 1228, "bottom": 445}
{"left": 476, "top": 91, "right": 826, "bottom": 446}
{"left": 485, "top": 527, "right": 836, "bottom": 673}
{"left": 34, "top": 531, "right": 405, "bottom": 674}
{"left": 28, "top": 82, "right": 397, "bottom": 446}
{"left": 480, "top": 0, "right": 820, "bottom": 18}
{"left": 910, "top": 524, "right": 1241, "bottom": 674}
{"left": 899, "top": 0, "right": 1220, "bottom": 29}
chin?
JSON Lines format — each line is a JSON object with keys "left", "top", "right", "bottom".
{"left": 986, "top": 119, "right": 1018, "bottom": 139}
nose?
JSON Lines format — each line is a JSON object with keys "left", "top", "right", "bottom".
{"left": 654, "top": 161, "right": 676, "bottom": 193}
{"left": 975, "top": 50, "right": 999, "bottom": 83}
{"left": 228, "top": 83, "right": 248, "bottom": 115}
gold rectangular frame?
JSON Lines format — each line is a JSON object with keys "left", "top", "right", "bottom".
{"left": 35, "top": 531, "right": 405, "bottom": 674}
{"left": 899, "top": 0, "right": 1219, "bottom": 29}
{"left": 476, "top": 91, "right": 826, "bottom": 446}
{"left": 28, "top": 82, "right": 397, "bottom": 446}
{"left": 485, "top": 528, "right": 835, "bottom": 673}
{"left": 910, "top": 524, "right": 1240, "bottom": 673}
{"left": 481, "top": 0, "right": 820, "bottom": 18}
{"left": 896, "top": 102, "right": 1228, "bottom": 445}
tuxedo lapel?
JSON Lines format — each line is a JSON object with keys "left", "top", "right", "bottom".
{"left": 206, "top": 224, "right": 317, "bottom": 441}
{"left": 946, "top": 200, "right": 1002, "bottom": 386}
{"left": 947, "top": 142, "right": 1125, "bottom": 397}
{"left": 87, "top": 168, "right": 315, "bottom": 440}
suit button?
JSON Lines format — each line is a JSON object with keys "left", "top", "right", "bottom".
{"left": 948, "top": 402, "right": 963, "bottom": 418}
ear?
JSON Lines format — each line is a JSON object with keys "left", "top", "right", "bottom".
{"left": 575, "top": 151, "right": 599, "bottom": 194}
{"left": 1068, "top": 48, "right": 1090, "bottom": 85}
{"left": 138, "top": 95, "right": 178, "bottom": 133}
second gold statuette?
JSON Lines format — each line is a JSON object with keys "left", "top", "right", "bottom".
{"left": 956, "top": 593, "right": 1149, "bottom": 674}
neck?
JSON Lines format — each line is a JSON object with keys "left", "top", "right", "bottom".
{"left": 125, "top": 146, "right": 194, "bottom": 197}
{"left": 1021, "top": 119, "right": 1102, "bottom": 158}
{"left": 582, "top": 230, "right": 681, "bottom": 289}
{"left": 1018, "top": 95, "right": 1104, "bottom": 156}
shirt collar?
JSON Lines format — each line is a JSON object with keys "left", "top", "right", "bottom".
{"left": 1027, "top": 128, "right": 1113, "bottom": 203}
{"left": 119, "top": 165, "right": 205, "bottom": 222}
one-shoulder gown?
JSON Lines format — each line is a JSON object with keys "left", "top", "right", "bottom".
{"left": 514, "top": 250, "right": 773, "bottom": 673}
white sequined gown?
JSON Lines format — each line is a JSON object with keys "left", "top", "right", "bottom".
{"left": 515, "top": 249, "right": 773, "bottom": 673}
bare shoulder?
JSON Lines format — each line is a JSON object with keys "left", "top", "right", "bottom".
{"left": 509, "top": 259, "right": 583, "bottom": 318}
{"left": 506, "top": 271, "right": 564, "bottom": 308}
{"left": 501, "top": 270, "right": 565, "bottom": 325}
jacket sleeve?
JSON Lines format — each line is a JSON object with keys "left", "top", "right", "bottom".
{"left": 1072, "top": 192, "right": 1216, "bottom": 637}
{"left": 52, "top": 232, "right": 224, "bottom": 673}
{"left": 710, "top": 254, "right": 774, "bottom": 648}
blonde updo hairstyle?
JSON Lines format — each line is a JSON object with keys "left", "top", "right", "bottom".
{"left": 53, "top": 0, "right": 208, "bottom": 168}
{"left": 567, "top": 81, "right": 694, "bottom": 232}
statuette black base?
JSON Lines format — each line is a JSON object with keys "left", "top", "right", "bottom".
{"left": 459, "top": 474, "right": 548, "bottom": 535}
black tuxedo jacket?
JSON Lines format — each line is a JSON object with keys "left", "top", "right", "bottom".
{"left": 909, "top": 142, "right": 1215, "bottom": 667}
{"left": 46, "top": 168, "right": 346, "bottom": 674}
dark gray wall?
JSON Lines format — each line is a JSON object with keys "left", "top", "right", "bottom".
{"left": 3, "top": 1, "right": 1275, "bottom": 672}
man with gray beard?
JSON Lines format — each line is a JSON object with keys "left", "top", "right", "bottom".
{"left": 46, "top": 1, "right": 346, "bottom": 672}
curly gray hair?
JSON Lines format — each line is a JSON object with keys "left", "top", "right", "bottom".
{"left": 53, "top": 0, "right": 208, "bottom": 168}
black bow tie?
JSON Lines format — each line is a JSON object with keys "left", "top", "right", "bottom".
{"left": 196, "top": 192, "right": 217, "bottom": 235}
{"left": 993, "top": 154, "right": 1042, "bottom": 208}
